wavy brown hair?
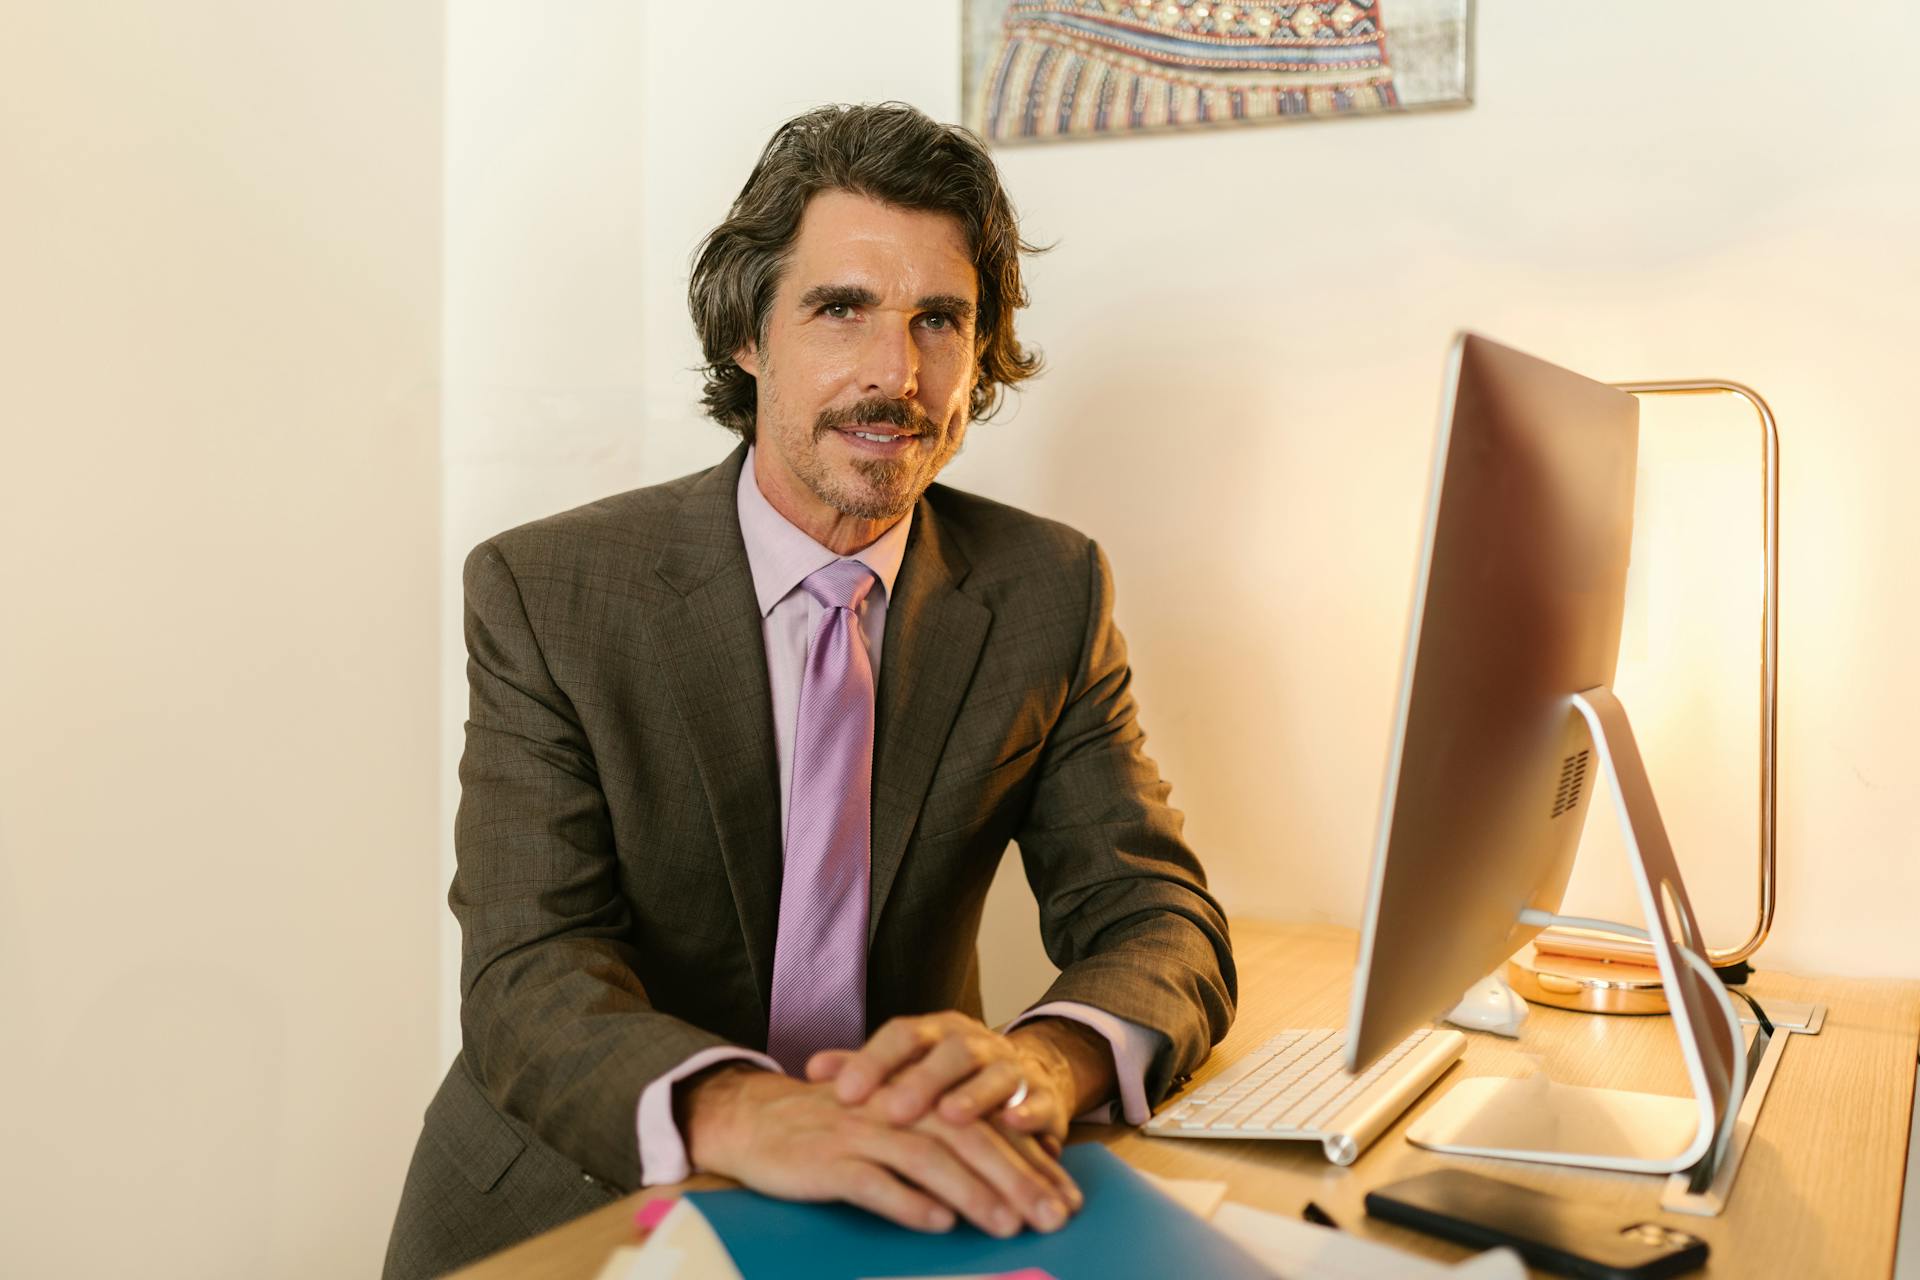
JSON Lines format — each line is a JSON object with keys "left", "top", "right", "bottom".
{"left": 689, "top": 102, "right": 1043, "bottom": 442}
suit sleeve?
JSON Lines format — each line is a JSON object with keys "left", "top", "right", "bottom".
{"left": 1013, "top": 540, "right": 1237, "bottom": 1107}
{"left": 451, "top": 539, "right": 743, "bottom": 1190}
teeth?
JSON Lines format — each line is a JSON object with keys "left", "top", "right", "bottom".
{"left": 850, "top": 431, "right": 899, "bottom": 442}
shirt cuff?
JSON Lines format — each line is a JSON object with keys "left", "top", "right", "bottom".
{"left": 1006, "top": 1000, "right": 1157, "bottom": 1126}
{"left": 635, "top": 1045, "right": 782, "bottom": 1187}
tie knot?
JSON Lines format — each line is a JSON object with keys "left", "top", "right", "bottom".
{"left": 802, "top": 559, "right": 876, "bottom": 612}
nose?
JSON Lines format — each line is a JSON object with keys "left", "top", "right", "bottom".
{"left": 859, "top": 313, "right": 919, "bottom": 402}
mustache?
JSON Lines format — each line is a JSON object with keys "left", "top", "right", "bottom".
{"left": 814, "top": 398, "right": 932, "bottom": 437}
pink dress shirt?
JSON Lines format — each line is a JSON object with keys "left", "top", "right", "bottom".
{"left": 634, "top": 449, "right": 1155, "bottom": 1184}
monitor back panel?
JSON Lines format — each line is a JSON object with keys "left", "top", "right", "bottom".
{"left": 1347, "top": 333, "right": 1640, "bottom": 1071}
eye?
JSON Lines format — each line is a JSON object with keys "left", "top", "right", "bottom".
{"left": 920, "top": 312, "right": 956, "bottom": 331}
{"left": 822, "top": 302, "right": 853, "bottom": 319}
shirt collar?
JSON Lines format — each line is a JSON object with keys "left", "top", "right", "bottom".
{"left": 736, "top": 445, "right": 912, "bottom": 617}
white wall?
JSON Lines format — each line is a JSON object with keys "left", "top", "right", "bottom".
{"left": 1, "top": 3, "right": 443, "bottom": 1276}
{"left": 440, "top": 0, "right": 654, "bottom": 1067}
{"left": 442, "top": 0, "right": 1920, "bottom": 1060}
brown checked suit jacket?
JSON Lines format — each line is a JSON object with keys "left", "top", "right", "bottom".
{"left": 384, "top": 445, "right": 1236, "bottom": 1278}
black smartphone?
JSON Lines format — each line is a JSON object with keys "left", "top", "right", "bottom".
{"left": 1364, "top": 1169, "right": 1708, "bottom": 1280}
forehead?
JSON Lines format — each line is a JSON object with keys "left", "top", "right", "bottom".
{"left": 783, "top": 190, "right": 977, "bottom": 302}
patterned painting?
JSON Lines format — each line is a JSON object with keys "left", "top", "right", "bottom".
{"left": 963, "top": 0, "right": 1471, "bottom": 145}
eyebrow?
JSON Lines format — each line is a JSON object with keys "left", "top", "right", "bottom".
{"left": 797, "top": 283, "right": 878, "bottom": 311}
{"left": 917, "top": 293, "right": 977, "bottom": 321}
{"left": 796, "top": 283, "right": 976, "bottom": 321}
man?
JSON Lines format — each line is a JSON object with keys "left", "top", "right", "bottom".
{"left": 384, "top": 102, "right": 1235, "bottom": 1279}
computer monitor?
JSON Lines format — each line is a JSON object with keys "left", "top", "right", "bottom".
{"left": 1343, "top": 333, "right": 1746, "bottom": 1175}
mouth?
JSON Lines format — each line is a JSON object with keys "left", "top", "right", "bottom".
{"left": 832, "top": 424, "right": 923, "bottom": 454}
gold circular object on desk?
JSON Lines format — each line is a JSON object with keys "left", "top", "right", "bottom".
{"left": 1506, "top": 943, "right": 1671, "bottom": 1016}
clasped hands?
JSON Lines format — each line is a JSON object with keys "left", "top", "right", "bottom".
{"left": 686, "top": 1012, "right": 1110, "bottom": 1238}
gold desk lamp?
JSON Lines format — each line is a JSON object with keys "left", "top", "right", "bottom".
{"left": 1507, "top": 380, "right": 1780, "bottom": 1015}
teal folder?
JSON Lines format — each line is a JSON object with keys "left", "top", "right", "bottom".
{"left": 683, "top": 1143, "right": 1271, "bottom": 1279}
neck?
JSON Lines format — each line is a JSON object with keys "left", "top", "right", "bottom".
{"left": 751, "top": 450, "right": 904, "bottom": 555}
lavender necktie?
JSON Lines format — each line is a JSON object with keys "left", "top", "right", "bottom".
{"left": 766, "top": 559, "right": 878, "bottom": 1076}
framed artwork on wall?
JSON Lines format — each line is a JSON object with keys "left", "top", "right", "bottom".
{"left": 962, "top": 0, "right": 1471, "bottom": 145}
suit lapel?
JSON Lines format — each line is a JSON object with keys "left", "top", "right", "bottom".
{"left": 649, "top": 446, "right": 784, "bottom": 1015}
{"left": 648, "top": 455, "right": 992, "bottom": 992}
{"left": 869, "top": 496, "right": 991, "bottom": 942}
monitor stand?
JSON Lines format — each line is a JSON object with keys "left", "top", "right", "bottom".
{"left": 1406, "top": 686, "right": 1748, "bottom": 1176}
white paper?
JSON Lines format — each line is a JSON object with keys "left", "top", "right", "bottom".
{"left": 594, "top": 1244, "right": 653, "bottom": 1280}
{"left": 1211, "top": 1201, "right": 1526, "bottom": 1280}
{"left": 609, "top": 1199, "right": 744, "bottom": 1280}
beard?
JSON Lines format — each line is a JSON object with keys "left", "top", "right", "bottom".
{"left": 804, "top": 396, "right": 954, "bottom": 521}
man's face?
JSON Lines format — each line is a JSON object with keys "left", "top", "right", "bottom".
{"left": 737, "top": 190, "right": 979, "bottom": 551}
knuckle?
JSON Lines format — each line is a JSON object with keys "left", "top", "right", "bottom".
{"left": 883, "top": 1083, "right": 930, "bottom": 1116}
{"left": 848, "top": 1166, "right": 893, "bottom": 1201}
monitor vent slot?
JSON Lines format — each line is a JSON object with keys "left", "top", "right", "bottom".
{"left": 1550, "top": 749, "right": 1591, "bottom": 819}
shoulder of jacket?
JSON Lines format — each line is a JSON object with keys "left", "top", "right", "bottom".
{"left": 470, "top": 463, "right": 714, "bottom": 572}
{"left": 923, "top": 482, "right": 1095, "bottom": 578}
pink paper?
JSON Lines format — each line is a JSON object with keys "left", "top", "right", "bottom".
{"left": 633, "top": 1197, "right": 677, "bottom": 1231}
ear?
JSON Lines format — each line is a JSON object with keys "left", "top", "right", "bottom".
{"left": 733, "top": 342, "right": 760, "bottom": 378}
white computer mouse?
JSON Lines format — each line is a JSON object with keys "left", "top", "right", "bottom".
{"left": 1444, "top": 969, "right": 1530, "bottom": 1037}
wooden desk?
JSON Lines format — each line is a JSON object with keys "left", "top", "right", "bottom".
{"left": 451, "top": 920, "right": 1920, "bottom": 1279}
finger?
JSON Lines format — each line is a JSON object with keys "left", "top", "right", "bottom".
{"left": 833, "top": 1015, "right": 953, "bottom": 1105}
{"left": 857, "top": 1125, "right": 1022, "bottom": 1239}
{"left": 929, "top": 1119, "right": 1074, "bottom": 1234}
{"left": 978, "top": 1066, "right": 1070, "bottom": 1143}
{"left": 936, "top": 1057, "right": 1026, "bottom": 1124}
{"left": 1002, "top": 1126, "right": 1083, "bottom": 1212}
{"left": 805, "top": 1049, "right": 855, "bottom": 1082}
{"left": 826, "top": 1158, "right": 956, "bottom": 1234}
{"left": 994, "top": 1085, "right": 1068, "bottom": 1139}
{"left": 873, "top": 1032, "right": 997, "bottom": 1125}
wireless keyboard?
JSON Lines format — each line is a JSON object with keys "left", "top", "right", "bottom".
{"left": 1143, "top": 1026, "right": 1466, "bottom": 1165}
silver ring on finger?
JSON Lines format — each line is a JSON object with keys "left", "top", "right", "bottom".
{"left": 1005, "top": 1076, "right": 1029, "bottom": 1110}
